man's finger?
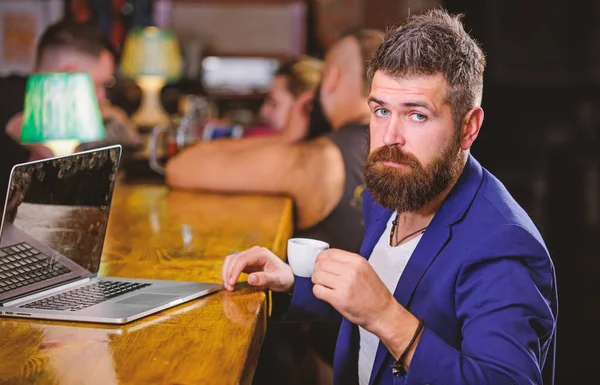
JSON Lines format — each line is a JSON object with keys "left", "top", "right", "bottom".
{"left": 223, "top": 247, "right": 258, "bottom": 290}
{"left": 227, "top": 246, "right": 268, "bottom": 287}
{"left": 311, "top": 270, "right": 340, "bottom": 290}
{"left": 226, "top": 247, "right": 257, "bottom": 287}
{"left": 315, "top": 248, "right": 340, "bottom": 263}
{"left": 313, "top": 257, "right": 346, "bottom": 277}
{"left": 221, "top": 254, "right": 231, "bottom": 289}
{"left": 313, "top": 284, "right": 336, "bottom": 306}
{"left": 221, "top": 252, "right": 238, "bottom": 291}
{"left": 314, "top": 254, "right": 357, "bottom": 279}
{"left": 247, "top": 271, "right": 276, "bottom": 288}
{"left": 316, "top": 249, "right": 363, "bottom": 265}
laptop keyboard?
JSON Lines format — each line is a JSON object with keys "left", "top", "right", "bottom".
{"left": 21, "top": 281, "right": 152, "bottom": 311}
{"left": 0, "top": 242, "right": 71, "bottom": 293}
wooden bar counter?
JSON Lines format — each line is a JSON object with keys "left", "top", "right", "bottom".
{"left": 0, "top": 184, "right": 293, "bottom": 385}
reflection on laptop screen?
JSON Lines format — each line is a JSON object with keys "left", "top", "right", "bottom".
{"left": 1, "top": 147, "right": 120, "bottom": 274}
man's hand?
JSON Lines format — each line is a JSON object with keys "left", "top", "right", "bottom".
{"left": 311, "top": 249, "right": 397, "bottom": 332}
{"left": 100, "top": 103, "right": 141, "bottom": 147}
{"left": 6, "top": 112, "right": 54, "bottom": 160}
{"left": 6, "top": 113, "right": 23, "bottom": 142}
{"left": 25, "top": 144, "right": 54, "bottom": 160}
{"left": 281, "top": 90, "right": 314, "bottom": 143}
{"left": 221, "top": 246, "right": 294, "bottom": 293}
{"left": 312, "top": 249, "right": 422, "bottom": 365}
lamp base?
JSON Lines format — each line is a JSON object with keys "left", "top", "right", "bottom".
{"left": 132, "top": 76, "right": 170, "bottom": 127}
{"left": 45, "top": 139, "right": 80, "bottom": 157}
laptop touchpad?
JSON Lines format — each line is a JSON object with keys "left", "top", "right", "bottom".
{"left": 117, "top": 293, "right": 178, "bottom": 306}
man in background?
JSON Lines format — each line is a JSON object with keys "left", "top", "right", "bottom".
{"left": 167, "top": 29, "right": 383, "bottom": 254}
{"left": 167, "top": 29, "right": 384, "bottom": 385}
{"left": 1, "top": 20, "right": 140, "bottom": 208}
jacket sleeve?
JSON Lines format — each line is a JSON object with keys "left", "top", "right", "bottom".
{"left": 284, "top": 275, "right": 342, "bottom": 323}
{"left": 406, "top": 224, "right": 557, "bottom": 385}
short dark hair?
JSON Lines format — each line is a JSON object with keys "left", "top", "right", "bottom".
{"left": 36, "top": 20, "right": 107, "bottom": 67}
{"left": 341, "top": 28, "right": 385, "bottom": 96}
{"left": 368, "top": 9, "right": 486, "bottom": 126}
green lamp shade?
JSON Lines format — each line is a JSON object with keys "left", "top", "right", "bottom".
{"left": 120, "top": 27, "right": 182, "bottom": 81}
{"left": 21, "top": 72, "right": 105, "bottom": 143}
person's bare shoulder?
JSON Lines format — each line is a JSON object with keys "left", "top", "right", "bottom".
{"left": 290, "top": 136, "right": 346, "bottom": 228}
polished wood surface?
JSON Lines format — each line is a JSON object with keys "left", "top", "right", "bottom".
{"left": 0, "top": 184, "right": 293, "bottom": 385}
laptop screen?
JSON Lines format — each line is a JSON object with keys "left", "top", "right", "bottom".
{"left": 0, "top": 146, "right": 121, "bottom": 274}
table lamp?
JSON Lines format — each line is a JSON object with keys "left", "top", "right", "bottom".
{"left": 21, "top": 72, "right": 106, "bottom": 157}
{"left": 120, "top": 26, "right": 182, "bottom": 126}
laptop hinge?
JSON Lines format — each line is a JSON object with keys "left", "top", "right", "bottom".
{"left": 2, "top": 277, "right": 91, "bottom": 307}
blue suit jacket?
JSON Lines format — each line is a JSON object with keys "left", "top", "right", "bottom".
{"left": 288, "top": 156, "right": 558, "bottom": 384}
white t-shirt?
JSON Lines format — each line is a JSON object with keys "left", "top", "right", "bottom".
{"left": 358, "top": 213, "right": 422, "bottom": 385}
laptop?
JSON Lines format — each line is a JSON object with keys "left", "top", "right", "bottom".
{"left": 0, "top": 145, "right": 221, "bottom": 324}
{"left": 0, "top": 294, "right": 206, "bottom": 335}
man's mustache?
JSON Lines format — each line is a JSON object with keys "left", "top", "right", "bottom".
{"left": 368, "top": 146, "right": 422, "bottom": 169}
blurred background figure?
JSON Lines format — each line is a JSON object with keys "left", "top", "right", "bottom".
{"left": 166, "top": 28, "right": 384, "bottom": 253}
{"left": 3, "top": 20, "right": 140, "bottom": 160}
{"left": 246, "top": 56, "right": 322, "bottom": 137}
{"left": 0, "top": 19, "right": 140, "bottom": 209}
{"left": 166, "top": 28, "right": 384, "bottom": 385}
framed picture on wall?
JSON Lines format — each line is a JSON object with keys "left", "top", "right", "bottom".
{"left": 0, "top": 0, "right": 64, "bottom": 75}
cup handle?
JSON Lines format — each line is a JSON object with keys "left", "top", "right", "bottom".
{"left": 148, "top": 124, "right": 169, "bottom": 175}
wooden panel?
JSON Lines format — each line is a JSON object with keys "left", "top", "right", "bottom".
{"left": 314, "top": 0, "right": 362, "bottom": 48}
{"left": 169, "top": 1, "right": 306, "bottom": 57}
{"left": 363, "top": 0, "right": 404, "bottom": 30}
{"left": 0, "top": 184, "right": 294, "bottom": 385}
{"left": 363, "top": 0, "right": 443, "bottom": 30}
{"left": 174, "top": 0, "right": 301, "bottom": 3}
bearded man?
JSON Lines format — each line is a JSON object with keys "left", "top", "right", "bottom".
{"left": 220, "top": 9, "right": 558, "bottom": 385}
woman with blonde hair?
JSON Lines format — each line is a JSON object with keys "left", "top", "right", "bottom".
{"left": 245, "top": 56, "right": 322, "bottom": 137}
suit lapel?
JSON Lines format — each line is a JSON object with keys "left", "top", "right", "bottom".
{"left": 392, "top": 217, "right": 451, "bottom": 307}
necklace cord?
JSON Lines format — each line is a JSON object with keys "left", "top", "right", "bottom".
{"left": 390, "top": 216, "right": 427, "bottom": 247}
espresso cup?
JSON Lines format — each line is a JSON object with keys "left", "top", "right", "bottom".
{"left": 287, "top": 238, "right": 329, "bottom": 278}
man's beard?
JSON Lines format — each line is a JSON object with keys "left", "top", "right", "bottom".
{"left": 364, "top": 134, "right": 464, "bottom": 213}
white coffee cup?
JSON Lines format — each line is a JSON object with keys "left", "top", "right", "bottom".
{"left": 287, "top": 238, "right": 329, "bottom": 278}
